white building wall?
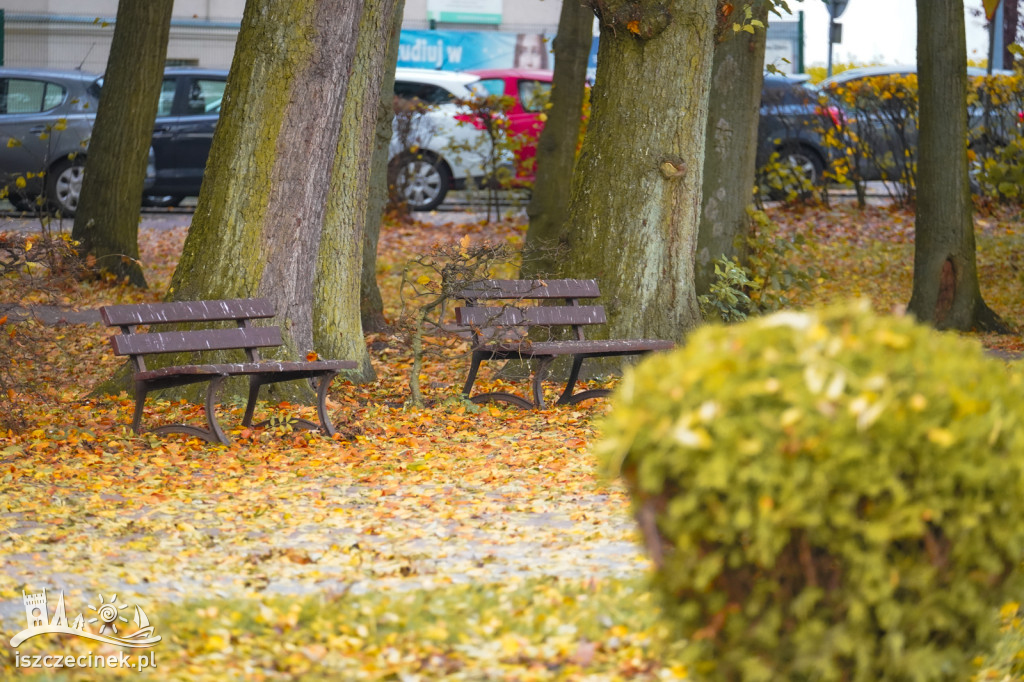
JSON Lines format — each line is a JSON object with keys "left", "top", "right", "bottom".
{"left": 1, "top": 0, "right": 562, "bottom": 70}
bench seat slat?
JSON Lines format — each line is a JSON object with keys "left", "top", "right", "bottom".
{"left": 110, "top": 326, "right": 283, "bottom": 356}
{"left": 457, "top": 279, "right": 600, "bottom": 300}
{"left": 455, "top": 305, "right": 606, "bottom": 328}
{"left": 101, "top": 298, "right": 276, "bottom": 326}
{"left": 136, "top": 360, "right": 355, "bottom": 382}
{"left": 475, "top": 339, "right": 674, "bottom": 358}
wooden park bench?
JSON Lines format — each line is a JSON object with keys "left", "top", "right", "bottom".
{"left": 100, "top": 298, "right": 355, "bottom": 444}
{"left": 454, "top": 279, "right": 674, "bottom": 409}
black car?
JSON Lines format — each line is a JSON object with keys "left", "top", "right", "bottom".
{"left": 144, "top": 68, "right": 228, "bottom": 207}
{"left": 756, "top": 74, "right": 833, "bottom": 197}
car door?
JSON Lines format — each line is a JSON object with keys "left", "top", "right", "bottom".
{"left": 0, "top": 77, "right": 90, "bottom": 197}
{"left": 151, "top": 74, "right": 225, "bottom": 196}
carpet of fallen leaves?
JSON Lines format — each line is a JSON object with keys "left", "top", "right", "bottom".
{"left": 0, "top": 200, "right": 1021, "bottom": 680}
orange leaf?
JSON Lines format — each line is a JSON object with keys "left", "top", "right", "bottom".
{"left": 627, "top": 19, "right": 640, "bottom": 34}
{"left": 306, "top": 351, "right": 319, "bottom": 361}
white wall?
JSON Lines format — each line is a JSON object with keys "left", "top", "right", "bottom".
{"left": 2, "top": 0, "right": 563, "bottom": 69}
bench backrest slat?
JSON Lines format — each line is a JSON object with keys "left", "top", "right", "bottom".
{"left": 110, "top": 326, "right": 283, "bottom": 357}
{"left": 456, "top": 279, "right": 600, "bottom": 301}
{"left": 101, "top": 298, "right": 276, "bottom": 327}
{"left": 455, "top": 305, "right": 606, "bottom": 328}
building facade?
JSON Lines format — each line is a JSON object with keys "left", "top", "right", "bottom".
{"left": 1, "top": 0, "right": 562, "bottom": 71}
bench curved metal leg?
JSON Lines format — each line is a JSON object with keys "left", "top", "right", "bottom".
{"left": 314, "top": 372, "right": 338, "bottom": 437}
{"left": 131, "top": 381, "right": 148, "bottom": 434}
{"left": 555, "top": 355, "right": 612, "bottom": 405}
{"left": 242, "top": 376, "right": 265, "bottom": 427}
{"left": 150, "top": 374, "right": 231, "bottom": 445}
{"left": 531, "top": 356, "right": 554, "bottom": 409}
{"left": 462, "top": 351, "right": 484, "bottom": 399}
{"left": 463, "top": 351, "right": 552, "bottom": 410}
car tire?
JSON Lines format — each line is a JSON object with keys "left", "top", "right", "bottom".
{"left": 8, "top": 194, "right": 36, "bottom": 213}
{"left": 45, "top": 157, "right": 86, "bottom": 217}
{"left": 390, "top": 153, "right": 451, "bottom": 212}
{"left": 142, "top": 195, "right": 185, "bottom": 208}
{"left": 764, "top": 145, "right": 825, "bottom": 201}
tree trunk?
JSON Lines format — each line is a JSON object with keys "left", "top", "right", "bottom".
{"left": 695, "top": 1, "right": 768, "bottom": 296}
{"left": 521, "top": 0, "right": 594, "bottom": 279}
{"left": 559, "top": 0, "right": 715, "bottom": 350}
{"left": 360, "top": 0, "right": 405, "bottom": 334}
{"left": 908, "top": 0, "right": 1007, "bottom": 332}
{"left": 1004, "top": 1, "right": 1019, "bottom": 70}
{"left": 315, "top": 0, "right": 401, "bottom": 382}
{"left": 162, "top": 0, "right": 372, "bottom": 402}
{"left": 70, "top": 0, "right": 173, "bottom": 288}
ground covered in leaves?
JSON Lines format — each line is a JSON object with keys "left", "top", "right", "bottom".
{"left": 0, "top": 201, "right": 1022, "bottom": 680}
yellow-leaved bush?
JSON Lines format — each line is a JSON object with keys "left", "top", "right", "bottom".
{"left": 598, "top": 302, "right": 1024, "bottom": 682}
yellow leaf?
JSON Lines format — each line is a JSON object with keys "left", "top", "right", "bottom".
{"left": 417, "top": 275, "right": 430, "bottom": 286}
{"left": 927, "top": 428, "right": 955, "bottom": 448}
{"left": 6, "top": 138, "right": 21, "bottom": 148}
{"left": 15, "top": 177, "right": 26, "bottom": 188}
{"left": 53, "top": 119, "right": 67, "bottom": 131}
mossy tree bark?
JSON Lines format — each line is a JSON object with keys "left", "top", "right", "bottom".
{"left": 360, "top": 0, "right": 405, "bottom": 334}
{"left": 908, "top": 0, "right": 1007, "bottom": 332}
{"left": 559, "top": 0, "right": 716, "bottom": 350}
{"left": 157, "top": 0, "right": 379, "bottom": 403}
{"left": 315, "top": 0, "right": 401, "bottom": 382}
{"left": 520, "top": 0, "right": 594, "bottom": 279}
{"left": 70, "top": 0, "right": 173, "bottom": 288}
{"left": 695, "top": 0, "right": 768, "bottom": 296}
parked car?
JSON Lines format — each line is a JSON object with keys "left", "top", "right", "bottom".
{"left": 143, "top": 68, "right": 229, "bottom": 207}
{"left": 0, "top": 67, "right": 102, "bottom": 214}
{"left": 389, "top": 67, "right": 502, "bottom": 211}
{"left": 756, "top": 74, "right": 835, "bottom": 197}
{"left": 464, "top": 68, "right": 553, "bottom": 182}
{"left": 816, "top": 65, "right": 1019, "bottom": 182}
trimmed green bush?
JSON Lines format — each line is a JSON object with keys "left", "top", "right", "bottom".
{"left": 598, "top": 303, "right": 1024, "bottom": 681}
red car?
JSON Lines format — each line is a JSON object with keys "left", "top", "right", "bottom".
{"left": 464, "top": 68, "right": 553, "bottom": 183}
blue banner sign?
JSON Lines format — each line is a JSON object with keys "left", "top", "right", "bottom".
{"left": 397, "top": 30, "right": 599, "bottom": 73}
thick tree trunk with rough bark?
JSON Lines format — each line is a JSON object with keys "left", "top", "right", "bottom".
{"left": 360, "top": 0, "right": 405, "bottom": 334}
{"left": 559, "top": 0, "right": 716, "bottom": 348}
{"left": 908, "top": 0, "right": 1006, "bottom": 331}
{"left": 695, "top": 1, "right": 768, "bottom": 295}
{"left": 160, "top": 0, "right": 374, "bottom": 402}
{"left": 520, "top": 0, "right": 594, "bottom": 279}
{"left": 71, "top": 0, "right": 173, "bottom": 288}
{"left": 316, "top": 0, "right": 400, "bottom": 382}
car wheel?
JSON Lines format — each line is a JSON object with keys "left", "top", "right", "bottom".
{"left": 8, "top": 194, "right": 36, "bottom": 212}
{"left": 391, "top": 153, "right": 451, "bottom": 211}
{"left": 763, "top": 145, "right": 824, "bottom": 201}
{"left": 142, "top": 195, "right": 184, "bottom": 208}
{"left": 45, "top": 158, "right": 85, "bottom": 217}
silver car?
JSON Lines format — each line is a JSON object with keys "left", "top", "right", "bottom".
{"left": 0, "top": 67, "right": 102, "bottom": 215}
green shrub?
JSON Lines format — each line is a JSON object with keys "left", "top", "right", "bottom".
{"left": 598, "top": 302, "right": 1024, "bottom": 681}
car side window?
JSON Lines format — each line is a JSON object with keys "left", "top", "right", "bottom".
{"left": 0, "top": 79, "right": 66, "bottom": 115}
{"left": 157, "top": 79, "right": 177, "bottom": 116}
{"left": 188, "top": 79, "right": 226, "bottom": 115}
{"left": 475, "top": 79, "right": 505, "bottom": 98}
{"left": 394, "top": 81, "right": 453, "bottom": 106}
{"left": 517, "top": 80, "right": 551, "bottom": 113}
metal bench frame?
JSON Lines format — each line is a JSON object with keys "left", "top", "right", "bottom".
{"left": 101, "top": 298, "right": 355, "bottom": 444}
{"left": 455, "top": 279, "right": 674, "bottom": 409}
